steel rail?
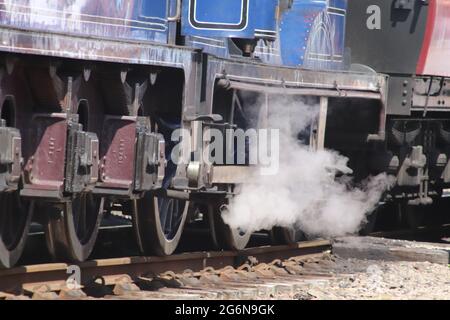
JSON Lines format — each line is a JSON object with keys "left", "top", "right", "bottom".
{"left": 0, "top": 239, "right": 331, "bottom": 294}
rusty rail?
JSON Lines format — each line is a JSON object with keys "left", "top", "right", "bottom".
{"left": 0, "top": 240, "right": 331, "bottom": 295}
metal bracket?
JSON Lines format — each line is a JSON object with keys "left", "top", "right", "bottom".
{"left": 0, "top": 122, "right": 21, "bottom": 192}
{"left": 134, "top": 119, "right": 166, "bottom": 192}
{"left": 65, "top": 119, "right": 99, "bottom": 193}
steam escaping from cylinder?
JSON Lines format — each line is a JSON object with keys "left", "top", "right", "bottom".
{"left": 221, "top": 96, "right": 395, "bottom": 238}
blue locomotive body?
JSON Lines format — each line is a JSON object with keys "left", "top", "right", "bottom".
{"left": 0, "top": 0, "right": 347, "bottom": 70}
{"left": 278, "top": 0, "right": 347, "bottom": 69}
{"left": 182, "top": 0, "right": 347, "bottom": 69}
{"left": 0, "top": 0, "right": 177, "bottom": 43}
{"left": 181, "top": 0, "right": 278, "bottom": 39}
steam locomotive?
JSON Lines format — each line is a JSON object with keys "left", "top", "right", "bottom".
{"left": 0, "top": 0, "right": 448, "bottom": 268}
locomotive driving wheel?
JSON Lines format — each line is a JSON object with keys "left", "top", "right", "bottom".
{"left": 132, "top": 193, "right": 189, "bottom": 256}
{"left": 207, "top": 197, "right": 251, "bottom": 251}
{"left": 0, "top": 192, "right": 34, "bottom": 268}
{"left": 45, "top": 194, "right": 104, "bottom": 262}
{"left": 130, "top": 117, "right": 189, "bottom": 256}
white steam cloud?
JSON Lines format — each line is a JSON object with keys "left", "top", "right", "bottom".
{"left": 222, "top": 96, "right": 395, "bottom": 238}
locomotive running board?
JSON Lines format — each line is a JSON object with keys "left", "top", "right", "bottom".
{"left": 219, "top": 79, "right": 383, "bottom": 100}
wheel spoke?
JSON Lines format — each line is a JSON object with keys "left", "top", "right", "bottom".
{"left": 164, "top": 200, "right": 175, "bottom": 236}
{"left": 6, "top": 199, "right": 15, "bottom": 245}
{"left": 159, "top": 198, "right": 170, "bottom": 233}
{"left": 2, "top": 195, "right": 12, "bottom": 245}
{"left": 173, "top": 202, "right": 184, "bottom": 230}
{"left": 78, "top": 196, "right": 87, "bottom": 241}
{"left": 45, "top": 195, "right": 103, "bottom": 262}
{"left": 73, "top": 197, "right": 81, "bottom": 232}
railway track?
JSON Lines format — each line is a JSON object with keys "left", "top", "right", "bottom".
{"left": 0, "top": 239, "right": 331, "bottom": 300}
{"left": 370, "top": 224, "right": 450, "bottom": 243}
{"left": 2, "top": 220, "right": 449, "bottom": 300}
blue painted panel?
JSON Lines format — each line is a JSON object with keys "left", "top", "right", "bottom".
{"left": 253, "top": 0, "right": 278, "bottom": 39}
{"left": 182, "top": 0, "right": 277, "bottom": 40}
{"left": 183, "top": 0, "right": 347, "bottom": 71}
{"left": 279, "top": 0, "right": 327, "bottom": 67}
{"left": 141, "top": 0, "right": 168, "bottom": 19}
{"left": 0, "top": 0, "right": 173, "bottom": 44}
{"left": 194, "top": 0, "right": 245, "bottom": 25}
{"left": 279, "top": 0, "right": 347, "bottom": 70}
{"left": 182, "top": 0, "right": 253, "bottom": 38}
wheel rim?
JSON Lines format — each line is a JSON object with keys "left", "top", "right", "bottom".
{"left": 158, "top": 197, "right": 186, "bottom": 241}
{"left": 207, "top": 202, "right": 251, "bottom": 251}
{"left": 133, "top": 194, "right": 189, "bottom": 256}
{"left": 45, "top": 194, "right": 104, "bottom": 262}
{"left": 72, "top": 194, "right": 102, "bottom": 245}
{"left": 0, "top": 192, "right": 33, "bottom": 268}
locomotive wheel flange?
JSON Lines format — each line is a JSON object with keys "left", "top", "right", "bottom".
{"left": 206, "top": 201, "right": 251, "bottom": 251}
{"left": 131, "top": 193, "right": 189, "bottom": 256}
{"left": 44, "top": 194, "right": 104, "bottom": 262}
{"left": 0, "top": 191, "right": 34, "bottom": 268}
